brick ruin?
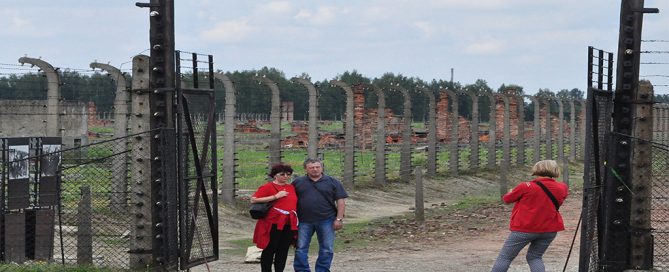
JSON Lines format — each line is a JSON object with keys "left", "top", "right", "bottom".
{"left": 233, "top": 89, "right": 582, "bottom": 148}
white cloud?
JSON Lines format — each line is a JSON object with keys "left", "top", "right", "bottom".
{"left": 0, "top": 10, "right": 31, "bottom": 34}
{"left": 260, "top": 1, "right": 293, "bottom": 14}
{"left": 463, "top": 38, "right": 506, "bottom": 55}
{"left": 413, "top": 21, "right": 434, "bottom": 39}
{"left": 294, "top": 6, "right": 342, "bottom": 26}
{"left": 200, "top": 20, "right": 255, "bottom": 43}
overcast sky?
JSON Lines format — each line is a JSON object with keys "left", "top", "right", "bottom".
{"left": 2, "top": 0, "right": 668, "bottom": 94}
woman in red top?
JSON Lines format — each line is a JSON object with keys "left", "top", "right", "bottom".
{"left": 491, "top": 160, "right": 569, "bottom": 272}
{"left": 252, "top": 163, "right": 298, "bottom": 272}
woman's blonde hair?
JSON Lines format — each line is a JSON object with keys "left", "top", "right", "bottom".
{"left": 531, "top": 160, "right": 560, "bottom": 178}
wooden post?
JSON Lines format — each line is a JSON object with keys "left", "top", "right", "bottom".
{"left": 77, "top": 186, "right": 92, "bottom": 265}
{"left": 414, "top": 167, "right": 424, "bottom": 223}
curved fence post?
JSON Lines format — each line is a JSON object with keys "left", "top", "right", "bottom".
{"left": 500, "top": 94, "right": 511, "bottom": 171}
{"left": 394, "top": 85, "right": 412, "bottom": 182}
{"left": 543, "top": 97, "right": 553, "bottom": 160}
{"left": 373, "top": 85, "right": 387, "bottom": 186}
{"left": 579, "top": 99, "right": 587, "bottom": 160}
{"left": 569, "top": 99, "right": 577, "bottom": 162}
{"left": 291, "top": 78, "right": 320, "bottom": 160}
{"left": 526, "top": 95, "right": 541, "bottom": 163}
{"left": 416, "top": 86, "right": 437, "bottom": 176}
{"left": 467, "top": 90, "right": 479, "bottom": 169}
{"left": 19, "top": 57, "right": 61, "bottom": 137}
{"left": 90, "top": 62, "right": 130, "bottom": 213}
{"left": 442, "top": 88, "right": 459, "bottom": 174}
{"left": 485, "top": 93, "right": 496, "bottom": 169}
{"left": 253, "top": 76, "right": 282, "bottom": 166}
{"left": 516, "top": 95, "right": 526, "bottom": 166}
{"left": 215, "top": 73, "right": 236, "bottom": 206}
{"left": 330, "top": 80, "right": 355, "bottom": 188}
{"left": 556, "top": 99, "right": 565, "bottom": 166}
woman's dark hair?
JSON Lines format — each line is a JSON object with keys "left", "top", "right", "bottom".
{"left": 269, "top": 163, "right": 293, "bottom": 178}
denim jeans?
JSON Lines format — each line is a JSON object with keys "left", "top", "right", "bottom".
{"left": 293, "top": 217, "right": 335, "bottom": 272}
{"left": 491, "top": 231, "right": 557, "bottom": 272}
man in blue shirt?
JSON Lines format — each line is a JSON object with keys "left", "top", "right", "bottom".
{"left": 293, "top": 158, "right": 348, "bottom": 272}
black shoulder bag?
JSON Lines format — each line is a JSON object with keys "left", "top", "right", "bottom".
{"left": 249, "top": 184, "right": 280, "bottom": 219}
{"left": 534, "top": 181, "right": 560, "bottom": 211}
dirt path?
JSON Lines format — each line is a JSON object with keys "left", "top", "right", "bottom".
{"left": 193, "top": 168, "right": 583, "bottom": 272}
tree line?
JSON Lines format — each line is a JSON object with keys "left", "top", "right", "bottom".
{"left": 0, "top": 67, "right": 590, "bottom": 122}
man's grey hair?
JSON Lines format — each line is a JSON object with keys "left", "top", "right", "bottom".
{"left": 303, "top": 158, "right": 322, "bottom": 168}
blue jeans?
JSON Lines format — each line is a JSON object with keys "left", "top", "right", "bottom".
{"left": 293, "top": 217, "right": 335, "bottom": 272}
{"left": 491, "top": 231, "right": 557, "bottom": 272}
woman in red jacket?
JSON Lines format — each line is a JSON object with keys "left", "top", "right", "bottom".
{"left": 491, "top": 160, "right": 569, "bottom": 272}
{"left": 251, "top": 163, "right": 298, "bottom": 272}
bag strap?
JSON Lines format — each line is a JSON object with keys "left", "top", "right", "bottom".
{"left": 309, "top": 180, "right": 338, "bottom": 213}
{"left": 534, "top": 181, "right": 560, "bottom": 211}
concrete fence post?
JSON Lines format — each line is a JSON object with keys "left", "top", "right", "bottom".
{"left": 417, "top": 86, "right": 437, "bottom": 176}
{"left": 501, "top": 95, "right": 511, "bottom": 171}
{"left": 444, "top": 89, "right": 459, "bottom": 174}
{"left": 330, "top": 80, "right": 355, "bottom": 188}
{"left": 414, "top": 166, "right": 424, "bottom": 223}
{"left": 569, "top": 99, "right": 577, "bottom": 162}
{"left": 129, "top": 55, "right": 153, "bottom": 268}
{"left": 18, "top": 57, "right": 61, "bottom": 137}
{"left": 516, "top": 96, "right": 526, "bottom": 166}
{"left": 215, "top": 73, "right": 237, "bottom": 206}
{"left": 253, "top": 76, "right": 282, "bottom": 166}
{"left": 528, "top": 95, "right": 541, "bottom": 163}
{"left": 467, "top": 91, "right": 479, "bottom": 169}
{"left": 556, "top": 99, "right": 565, "bottom": 165}
{"left": 579, "top": 99, "right": 587, "bottom": 160}
{"left": 394, "top": 85, "right": 412, "bottom": 182}
{"left": 373, "top": 85, "right": 387, "bottom": 186}
{"left": 291, "top": 78, "right": 320, "bottom": 160}
{"left": 485, "top": 93, "right": 496, "bottom": 169}
{"left": 77, "top": 186, "right": 93, "bottom": 265}
{"left": 90, "top": 62, "right": 129, "bottom": 213}
{"left": 544, "top": 98, "right": 553, "bottom": 160}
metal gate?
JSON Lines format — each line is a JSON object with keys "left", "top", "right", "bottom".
{"left": 175, "top": 51, "right": 218, "bottom": 269}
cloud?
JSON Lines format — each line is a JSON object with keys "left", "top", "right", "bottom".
{"left": 200, "top": 20, "right": 255, "bottom": 43}
{"left": 413, "top": 21, "right": 435, "bottom": 39}
{"left": 0, "top": 10, "right": 31, "bottom": 34}
{"left": 294, "top": 6, "right": 342, "bottom": 25}
{"left": 463, "top": 38, "right": 506, "bottom": 55}
{"left": 260, "top": 1, "right": 293, "bottom": 14}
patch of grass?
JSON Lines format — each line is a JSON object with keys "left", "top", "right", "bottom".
{"left": 443, "top": 195, "right": 500, "bottom": 211}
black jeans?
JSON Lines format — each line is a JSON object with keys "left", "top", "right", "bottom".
{"left": 261, "top": 224, "right": 294, "bottom": 272}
